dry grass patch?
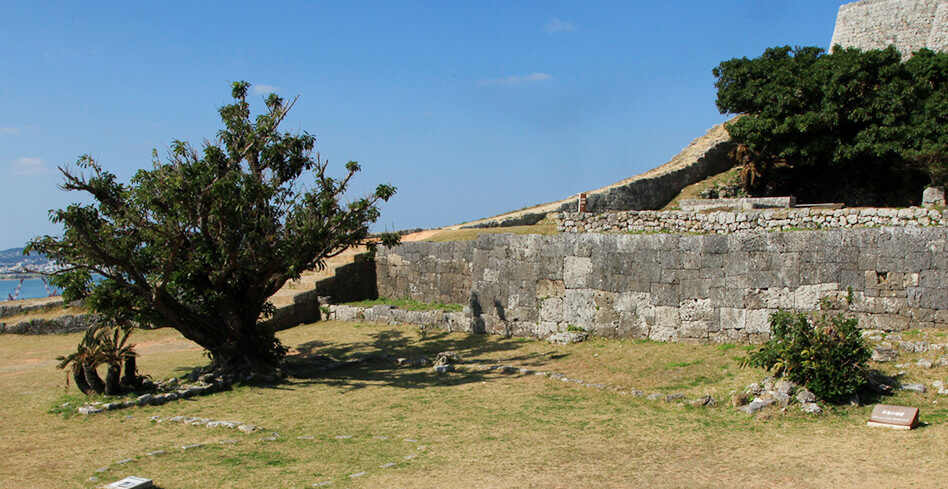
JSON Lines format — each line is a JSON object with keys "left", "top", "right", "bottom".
{"left": 422, "top": 218, "right": 559, "bottom": 242}
{"left": 1, "top": 321, "right": 947, "bottom": 488}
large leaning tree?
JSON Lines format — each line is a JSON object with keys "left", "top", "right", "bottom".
{"left": 713, "top": 45, "right": 947, "bottom": 205}
{"left": 28, "top": 82, "right": 398, "bottom": 379}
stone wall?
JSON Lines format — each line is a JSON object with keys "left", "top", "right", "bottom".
{"left": 557, "top": 207, "right": 947, "bottom": 234}
{"left": 375, "top": 228, "right": 948, "bottom": 344}
{"left": 376, "top": 241, "right": 474, "bottom": 305}
{"left": 831, "top": 0, "right": 948, "bottom": 57}
{"left": 0, "top": 314, "right": 101, "bottom": 335}
{"left": 0, "top": 298, "right": 66, "bottom": 319}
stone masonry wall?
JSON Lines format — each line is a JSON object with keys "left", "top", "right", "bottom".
{"left": 376, "top": 240, "right": 474, "bottom": 305}
{"left": 831, "top": 0, "right": 948, "bottom": 57}
{"left": 557, "top": 207, "right": 947, "bottom": 234}
{"left": 375, "top": 228, "right": 948, "bottom": 344}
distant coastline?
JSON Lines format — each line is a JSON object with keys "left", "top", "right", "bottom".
{"left": 0, "top": 273, "right": 45, "bottom": 280}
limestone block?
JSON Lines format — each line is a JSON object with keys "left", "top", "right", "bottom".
{"left": 563, "top": 256, "right": 593, "bottom": 288}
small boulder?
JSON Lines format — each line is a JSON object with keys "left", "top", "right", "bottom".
{"left": 917, "top": 359, "right": 934, "bottom": 369}
{"left": 744, "top": 383, "right": 762, "bottom": 396}
{"left": 796, "top": 388, "right": 817, "bottom": 404}
{"left": 774, "top": 380, "right": 796, "bottom": 396}
{"left": 664, "top": 393, "right": 686, "bottom": 403}
{"left": 690, "top": 395, "right": 716, "bottom": 407}
{"left": 800, "top": 402, "right": 822, "bottom": 414}
{"left": 901, "top": 383, "right": 927, "bottom": 393}
{"left": 731, "top": 393, "right": 750, "bottom": 407}
{"left": 433, "top": 364, "right": 454, "bottom": 374}
{"left": 871, "top": 347, "right": 899, "bottom": 363}
{"left": 78, "top": 405, "right": 104, "bottom": 415}
{"left": 547, "top": 331, "right": 589, "bottom": 345}
{"left": 434, "top": 351, "right": 462, "bottom": 367}
{"left": 738, "top": 401, "right": 766, "bottom": 414}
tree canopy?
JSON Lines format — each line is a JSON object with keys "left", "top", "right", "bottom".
{"left": 28, "top": 82, "right": 398, "bottom": 379}
{"left": 714, "top": 45, "right": 948, "bottom": 205}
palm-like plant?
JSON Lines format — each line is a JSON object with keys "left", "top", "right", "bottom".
{"left": 92, "top": 324, "right": 137, "bottom": 395}
{"left": 56, "top": 327, "right": 105, "bottom": 395}
{"left": 56, "top": 320, "right": 141, "bottom": 395}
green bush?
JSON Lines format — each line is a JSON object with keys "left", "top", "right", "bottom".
{"left": 741, "top": 311, "right": 871, "bottom": 403}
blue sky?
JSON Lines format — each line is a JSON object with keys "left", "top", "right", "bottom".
{"left": 0, "top": 1, "right": 848, "bottom": 249}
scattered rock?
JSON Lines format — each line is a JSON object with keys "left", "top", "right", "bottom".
{"left": 434, "top": 351, "right": 462, "bottom": 367}
{"left": 744, "top": 383, "right": 762, "bottom": 396}
{"left": 349, "top": 472, "right": 367, "bottom": 478}
{"left": 690, "top": 395, "right": 716, "bottom": 407}
{"left": 773, "top": 392, "right": 793, "bottom": 408}
{"left": 433, "top": 364, "right": 454, "bottom": 374}
{"left": 646, "top": 393, "right": 664, "bottom": 401}
{"left": 738, "top": 401, "right": 767, "bottom": 414}
{"left": 395, "top": 358, "right": 409, "bottom": 367}
{"left": 796, "top": 389, "right": 817, "bottom": 404}
{"left": 664, "top": 393, "right": 686, "bottom": 403}
{"left": 774, "top": 380, "right": 796, "bottom": 396}
{"left": 871, "top": 347, "right": 899, "bottom": 363}
{"left": 78, "top": 405, "right": 104, "bottom": 415}
{"left": 935, "top": 357, "right": 948, "bottom": 368}
{"left": 800, "top": 402, "right": 822, "bottom": 414}
{"left": 731, "top": 393, "right": 750, "bottom": 407}
{"left": 380, "top": 462, "right": 396, "bottom": 468}
{"left": 182, "top": 443, "right": 203, "bottom": 450}
{"left": 414, "top": 356, "right": 431, "bottom": 367}
{"left": 146, "top": 450, "right": 166, "bottom": 457}
{"left": 237, "top": 424, "right": 260, "bottom": 433}
{"left": 901, "top": 383, "right": 927, "bottom": 393}
{"left": 547, "top": 331, "right": 589, "bottom": 345}
{"left": 918, "top": 359, "right": 934, "bottom": 369}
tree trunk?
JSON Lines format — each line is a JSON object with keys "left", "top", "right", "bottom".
{"left": 197, "top": 320, "right": 286, "bottom": 379}
{"left": 72, "top": 366, "right": 94, "bottom": 396}
{"left": 121, "top": 355, "right": 141, "bottom": 390}
{"left": 83, "top": 362, "right": 105, "bottom": 394}
{"left": 104, "top": 362, "right": 122, "bottom": 395}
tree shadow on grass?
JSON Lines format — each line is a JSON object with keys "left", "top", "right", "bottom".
{"left": 280, "top": 327, "right": 569, "bottom": 392}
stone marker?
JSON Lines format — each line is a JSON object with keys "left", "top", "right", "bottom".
{"left": 868, "top": 404, "right": 919, "bottom": 430}
{"left": 105, "top": 476, "right": 154, "bottom": 489}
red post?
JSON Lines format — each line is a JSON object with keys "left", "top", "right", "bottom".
{"left": 578, "top": 193, "right": 587, "bottom": 213}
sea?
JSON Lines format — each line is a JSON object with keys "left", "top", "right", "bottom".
{"left": 0, "top": 278, "right": 61, "bottom": 302}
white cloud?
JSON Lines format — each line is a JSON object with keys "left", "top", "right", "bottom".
{"left": 542, "top": 18, "right": 573, "bottom": 34}
{"left": 10, "top": 157, "right": 50, "bottom": 176}
{"left": 0, "top": 126, "right": 21, "bottom": 136}
{"left": 479, "top": 72, "right": 552, "bottom": 86}
{"left": 252, "top": 84, "right": 280, "bottom": 95}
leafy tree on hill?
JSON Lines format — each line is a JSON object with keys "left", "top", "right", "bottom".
{"left": 713, "top": 45, "right": 948, "bottom": 205}
{"left": 29, "top": 82, "right": 398, "bottom": 381}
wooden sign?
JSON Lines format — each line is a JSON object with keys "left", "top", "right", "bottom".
{"left": 578, "top": 193, "right": 587, "bottom": 213}
{"left": 867, "top": 404, "right": 919, "bottom": 430}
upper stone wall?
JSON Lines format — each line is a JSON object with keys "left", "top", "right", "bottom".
{"left": 831, "top": 0, "right": 948, "bottom": 57}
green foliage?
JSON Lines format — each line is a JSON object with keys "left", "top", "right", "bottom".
{"left": 29, "top": 82, "right": 398, "bottom": 377}
{"left": 740, "top": 311, "right": 871, "bottom": 403}
{"left": 714, "top": 46, "right": 947, "bottom": 204}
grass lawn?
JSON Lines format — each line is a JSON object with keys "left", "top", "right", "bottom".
{"left": 1, "top": 321, "right": 946, "bottom": 488}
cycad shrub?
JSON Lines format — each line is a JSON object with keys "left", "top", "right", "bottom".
{"left": 741, "top": 311, "right": 871, "bottom": 403}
